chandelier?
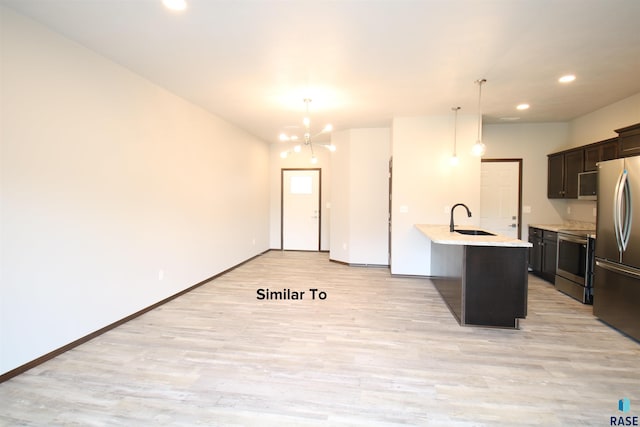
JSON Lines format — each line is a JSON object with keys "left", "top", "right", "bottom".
{"left": 279, "top": 98, "right": 336, "bottom": 164}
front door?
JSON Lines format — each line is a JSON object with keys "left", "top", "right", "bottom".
{"left": 281, "top": 169, "right": 321, "bottom": 250}
{"left": 480, "top": 159, "right": 522, "bottom": 239}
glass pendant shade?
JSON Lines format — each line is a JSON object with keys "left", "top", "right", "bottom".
{"left": 472, "top": 140, "right": 486, "bottom": 156}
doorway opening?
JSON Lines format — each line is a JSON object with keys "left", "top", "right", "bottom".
{"left": 480, "top": 159, "right": 523, "bottom": 239}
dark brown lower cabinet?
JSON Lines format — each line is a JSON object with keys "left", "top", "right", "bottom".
{"left": 541, "top": 231, "right": 557, "bottom": 283}
{"left": 528, "top": 227, "right": 557, "bottom": 284}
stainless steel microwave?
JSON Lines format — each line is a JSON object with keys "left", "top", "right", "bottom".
{"left": 578, "top": 171, "right": 597, "bottom": 200}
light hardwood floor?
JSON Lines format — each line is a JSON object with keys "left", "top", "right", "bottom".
{"left": 1, "top": 251, "right": 639, "bottom": 426}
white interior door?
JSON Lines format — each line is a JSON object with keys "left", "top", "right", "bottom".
{"left": 282, "top": 169, "right": 320, "bottom": 250}
{"left": 480, "top": 160, "right": 521, "bottom": 239}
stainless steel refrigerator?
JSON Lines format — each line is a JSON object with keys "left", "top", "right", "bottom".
{"left": 594, "top": 155, "right": 640, "bottom": 341}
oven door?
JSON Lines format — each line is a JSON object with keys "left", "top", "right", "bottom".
{"left": 556, "top": 234, "right": 588, "bottom": 284}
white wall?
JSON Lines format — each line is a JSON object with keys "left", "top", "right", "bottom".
{"left": 483, "top": 123, "right": 570, "bottom": 237}
{"left": 391, "top": 115, "right": 479, "bottom": 276}
{"left": 0, "top": 8, "right": 270, "bottom": 375}
{"left": 330, "top": 128, "right": 390, "bottom": 265}
{"left": 328, "top": 131, "right": 351, "bottom": 261}
{"left": 568, "top": 92, "right": 640, "bottom": 148}
{"left": 269, "top": 140, "right": 332, "bottom": 251}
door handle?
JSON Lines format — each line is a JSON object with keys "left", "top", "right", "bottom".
{"left": 615, "top": 169, "right": 632, "bottom": 254}
{"left": 621, "top": 169, "right": 632, "bottom": 252}
{"left": 614, "top": 170, "right": 625, "bottom": 253}
{"left": 596, "top": 259, "right": 640, "bottom": 279}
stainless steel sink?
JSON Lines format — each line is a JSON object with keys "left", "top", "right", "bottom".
{"left": 455, "top": 229, "right": 495, "bottom": 236}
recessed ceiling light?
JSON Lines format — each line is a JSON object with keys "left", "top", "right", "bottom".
{"left": 162, "top": 0, "right": 187, "bottom": 11}
{"left": 516, "top": 103, "right": 530, "bottom": 111}
{"left": 499, "top": 117, "right": 521, "bottom": 121}
{"left": 559, "top": 74, "right": 576, "bottom": 83}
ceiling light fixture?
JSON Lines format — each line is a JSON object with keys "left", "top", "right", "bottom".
{"left": 162, "top": 0, "right": 187, "bottom": 11}
{"left": 559, "top": 74, "right": 576, "bottom": 83}
{"left": 280, "top": 98, "right": 336, "bottom": 164}
{"left": 516, "top": 103, "right": 530, "bottom": 110}
{"left": 472, "top": 79, "right": 487, "bottom": 157}
{"left": 450, "top": 107, "right": 461, "bottom": 166}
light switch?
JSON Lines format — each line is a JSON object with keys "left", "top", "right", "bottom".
{"left": 399, "top": 205, "right": 409, "bottom": 213}
{"left": 523, "top": 205, "right": 532, "bottom": 214}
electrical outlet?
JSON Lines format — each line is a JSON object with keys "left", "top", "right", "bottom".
{"left": 593, "top": 207, "right": 597, "bottom": 217}
{"left": 158, "top": 270, "right": 164, "bottom": 281}
{"left": 567, "top": 206, "right": 571, "bottom": 214}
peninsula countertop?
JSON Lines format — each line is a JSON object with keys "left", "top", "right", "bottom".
{"left": 415, "top": 224, "right": 532, "bottom": 248}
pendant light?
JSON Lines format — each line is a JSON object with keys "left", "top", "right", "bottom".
{"left": 450, "top": 106, "right": 461, "bottom": 166}
{"left": 472, "top": 79, "right": 487, "bottom": 156}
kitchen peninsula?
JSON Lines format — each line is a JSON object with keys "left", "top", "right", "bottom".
{"left": 416, "top": 225, "right": 532, "bottom": 329}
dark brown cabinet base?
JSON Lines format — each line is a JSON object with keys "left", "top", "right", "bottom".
{"left": 430, "top": 243, "right": 529, "bottom": 328}
{"left": 528, "top": 226, "right": 557, "bottom": 284}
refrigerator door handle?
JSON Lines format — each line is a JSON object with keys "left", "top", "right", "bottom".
{"left": 621, "top": 169, "right": 632, "bottom": 252}
{"left": 614, "top": 170, "right": 626, "bottom": 254}
{"left": 596, "top": 259, "right": 640, "bottom": 280}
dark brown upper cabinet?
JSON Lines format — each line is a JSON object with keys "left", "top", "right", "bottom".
{"left": 548, "top": 153, "right": 565, "bottom": 198}
{"left": 547, "top": 122, "right": 639, "bottom": 200}
{"left": 583, "top": 137, "right": 619, "bottom": 171}
{"left": 616, "top": 123, "right": 640, "bottom": 158}
{"left": 548, "top": 149, "right": 584, "bottom": 198}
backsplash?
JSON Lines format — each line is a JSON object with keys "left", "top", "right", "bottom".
{"left": 561, "top": 199, "right": 597, "bottom": 224}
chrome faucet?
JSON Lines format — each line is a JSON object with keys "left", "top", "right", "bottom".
{"left": 450, "top": 203, "right": 472, "bottom": 232}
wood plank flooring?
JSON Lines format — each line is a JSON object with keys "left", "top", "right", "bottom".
{"left": 1, "top": 250, "right": 639, "bottom": 426}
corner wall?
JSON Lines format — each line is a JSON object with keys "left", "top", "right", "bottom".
{"left": 0, "top": 8, "right": 270, "bottom": 375}
{"left": 330, "top": 128, "right": 390, "bottom": 265}
{"left": 391, "top": 115, "right": 479, "bottom": 276}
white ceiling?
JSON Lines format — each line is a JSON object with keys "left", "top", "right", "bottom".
{"left": 3, "top": 0, "right": 640, "bottom": 144}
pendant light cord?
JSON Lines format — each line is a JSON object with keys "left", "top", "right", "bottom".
{"left": 452, "top": 106, "right": 460, "bottom": 155}
{"left": 475, "top": 79, "right": 486, "bottom": 142}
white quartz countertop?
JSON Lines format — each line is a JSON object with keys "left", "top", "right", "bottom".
{"left": 415, "top": 224, "right": 533, "bottom": 247}
{"left": 529, "top": 223, "right": 596, "bottom": 239}
{"left": 528, "top": 222, "right": 596, "bottom": 232}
